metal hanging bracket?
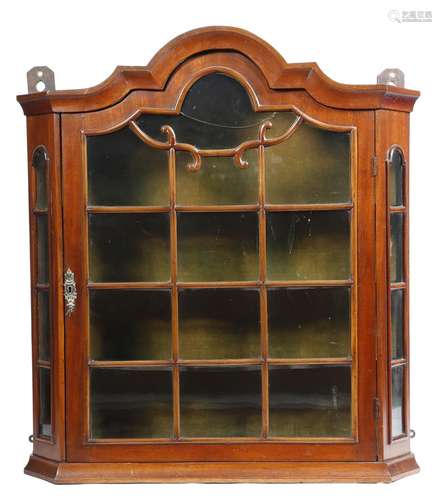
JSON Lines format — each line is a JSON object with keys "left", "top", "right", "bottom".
{"left": 27, "top": 66, "right": 55, "bottom": 93}
{"left": 377, "top": 68, "right": 405, "bottom": 87}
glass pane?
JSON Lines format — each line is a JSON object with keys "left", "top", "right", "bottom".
{"left": 392, "top": 364, "right": 405, "bottom": 437}
{"left": 87, "top": 127, "right": 169, "bottom": 206}
{"left": 176, "top": 152, "right": 258, "bottom": 206}
{"left": 38, "top": 290, "right": 50, "bottom": 362}
{"left": 137, "top": 73, "right": 289, "bottom": 150}
{"left": 391, "top": 289, "right": 404, "bottom": 360}
{"left": 89, "top": 213, "right": 170, "bottom": 282}
{"left": 177, "top": 212, "right": 258, "bottom": 282}
{"left": 135, "top": 74, "right": 297, "bottom": 206}
{"left": 179, "top": 288, "right": 260, "bottom": 359}
{"left": 269, "top": 365, "right": 351, "bottom": 437}
{"left": 266, "top": 123, "right": 351, "bottom": 204}
{"left": 390, "top": 213, "right": 404, "bottom": 283}
{"left": 389, "top": 148, "right": 405, "bottom": 207}
{"left": 267, "top": 211, "right": 351, "bottom": 280}
{"left": 180, "top": 366, "right": 261, "bottom": 437}
{"left": 90, "top": 290, "right": 171, "bottom": 361}
{"left": 34, "top": 151, "right": 48, "bottom": 210}
{"left": 39, "top": 367, "right": 51, "bottom": 437}
{"left": 36, "top": 214, "right": 49, "bottom": 284}
{"left": 90, "top": 367, "right": 173, "bottom": 439}
{"left": 180, "top": 72, "right": 263, "bottom": 143}
{"left": 268, "top": 288, "right": 350, "bottom": 358}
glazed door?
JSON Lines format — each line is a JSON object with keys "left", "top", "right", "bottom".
{"left": 63, "top": 70, "right": 377, "bottom": 462}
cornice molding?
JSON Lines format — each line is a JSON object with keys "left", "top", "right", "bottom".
{"left": 17, "top": 26, "right": 420, "bottom": 115}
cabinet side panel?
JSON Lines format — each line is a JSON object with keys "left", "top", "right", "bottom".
{"left": 375, "top": 110, "right": 411, "bottom": 460}
{"left": 26, "top": 114, "right": 65, "bottom": 461}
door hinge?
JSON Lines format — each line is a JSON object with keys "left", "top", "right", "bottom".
{"left": 373, "top": 397, "right": 381, "bottom": 420}
{"left": 371, "top": 155, "right": 378, "bottom": 176}
{"left": 373, "top": 397, "right": 381, "bottom": 460}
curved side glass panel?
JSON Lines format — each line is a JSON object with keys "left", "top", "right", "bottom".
{"left": 32, "top": 146, "right": 52, "bottom": 439}
{"left": 390, "top": 213, "right": 404, "bottom": 283}
{"left": 387, "top": 145, "right": 408, "bottom": 440}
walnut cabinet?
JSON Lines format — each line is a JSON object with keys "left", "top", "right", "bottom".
{"left": 17, "top": 27, "right": 420, "bottom": 483}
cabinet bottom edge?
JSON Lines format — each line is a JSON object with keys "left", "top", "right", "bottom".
{"left": 24, "top": 453, "right": 419, "bottom": 484}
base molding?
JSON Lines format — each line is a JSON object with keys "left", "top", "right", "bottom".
{"left": 24, "top": 453, "right": 419, "bottom": 484}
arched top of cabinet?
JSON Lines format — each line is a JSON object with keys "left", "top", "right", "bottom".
{"left": 17, "top": 26, "right": 420, "bottom": 115}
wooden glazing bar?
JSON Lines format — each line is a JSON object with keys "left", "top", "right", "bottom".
{"left": 172, "top": 365, "right": 180, "bottom": 440}
{"left": 169, "top": 147, "right": 180, "bottom": 440}
{"left": 261, "top": 362, "right": 269, "bottom": 439}
{"left": 37, "top": 360, "right": 51, "bottom": 368}
{"left": 35, "top": 283, "right": 50, "bottom": 290}
{"left": 390, "top": 282, "right": 407, "bottom": 290}
{"left": 178, "top": 359, "right": 262, "bottom": 366}
{"left": 258, "top": 152, "right": 266, "bottom": 285}
{"left": 176, "top": 437, "right": 266, "bottom": 443}
{"left": 85, "top": 204, "right": 357, "bottom": 214}
{"left": 89, "top": 438, "right": 174, "bottom": 445}
{"left": 32, "top": 208, "right": 48, "bottom": 215}
{"left": 87, "top": 358, "right": 354, "bottom": 368}
{"left": 349, "top": 157, "right": 358, "bottom": 441}
{"left": 391, "top": 358, "right": 407, "bottom": 367}
{"left": 88, "top": 359, "right": 269, "bottom": 370}
{"left": 88, "top": 280, "right": 356, "bottom": 290}
{"left": 87, "top": 206, "right": 170, "bottom": 214}
{"left": 89, "top": 360, "right": 172, "bottom": 368}
{"left": 259, "top": 143, "right": 269, "bottom": 439}
{"left": 389, "top": 206, "right": 406, "bottom": 213}
{"left": 266, "top": 280, "right": 353, "bottom": 288}
{"left": 265, "top": 436, "right": 356, "bottom": 443}
{"left": 88, "top": 282, "right": 172, "bottom": 289}
{"left": 264, "top": 202, "right": 353, "bottom": 212}
{"left": 177, "top": 281, "right": 260, "bottom": 288}
{"left": 176, "top": 204, "right": 259, "bottom": 213}
{"left": 268, "top": 357, "right": 352, "bottom": 366}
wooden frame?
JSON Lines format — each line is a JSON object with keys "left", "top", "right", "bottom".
{"left": 18, "top": 26, "right": 420, "bottom": 483}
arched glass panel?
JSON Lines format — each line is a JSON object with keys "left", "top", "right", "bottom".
{"left": 389, "top": 147, "right": 405, "bottom": 207}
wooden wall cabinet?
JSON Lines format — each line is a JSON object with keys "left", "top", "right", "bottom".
{"left": 17, "top": 27, "right": 420, "bottom": 483}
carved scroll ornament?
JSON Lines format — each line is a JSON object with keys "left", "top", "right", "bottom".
{"left": 128, "top": 115, "right": 303, "bottom": 172}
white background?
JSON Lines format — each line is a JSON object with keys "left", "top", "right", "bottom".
{"left": 1, "top": 0, "right": 440, "bottom": 497}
